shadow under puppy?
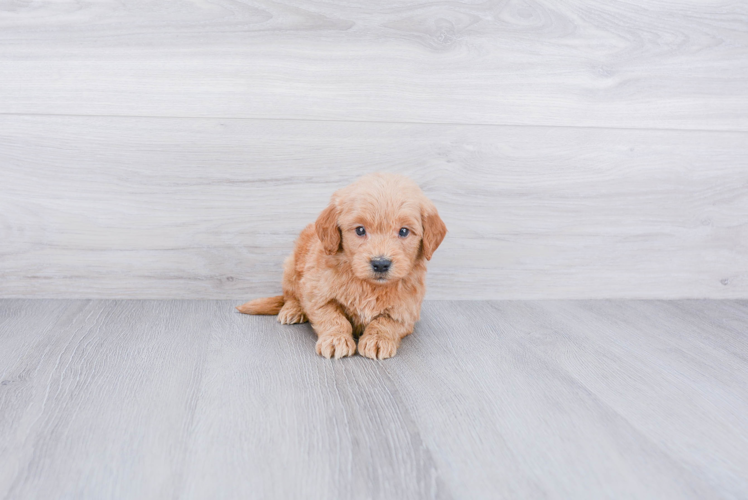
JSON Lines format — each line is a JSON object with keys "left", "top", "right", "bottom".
{"left": 237, "top": 173, "right": 447, "bottom": 359}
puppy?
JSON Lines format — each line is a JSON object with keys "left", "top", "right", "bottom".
{"left": 237, "top": 173, "right": 447, "bottom": 359}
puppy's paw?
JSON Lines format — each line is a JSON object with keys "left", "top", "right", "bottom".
{"left": 358, "top": 334, "right": 398, "bottom": 360}
{"left": 278, "top": 300, "right": 308, "bottom": 325}
{"left": 316, "top": 334, "right": 356, "bottom": 359}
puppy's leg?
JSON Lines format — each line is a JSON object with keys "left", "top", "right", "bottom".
{"left": 358, "top": 316, "right": 413, "bottom": 360}
{"left": 278, "top": 296, "right": 308, "bottom": 325}
{"left": 277, "top": 236, "right": 310, "bottom": 325}
{"left": 308, "top": 302, "right": 356, "bottom": 359}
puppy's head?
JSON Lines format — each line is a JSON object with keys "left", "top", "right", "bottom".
{"left": 315, "top": 173, "right": 447, "bottom": 285}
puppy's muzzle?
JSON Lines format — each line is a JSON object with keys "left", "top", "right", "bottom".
{"left": 370, "top": 257, "right": 392, "bottom": 274}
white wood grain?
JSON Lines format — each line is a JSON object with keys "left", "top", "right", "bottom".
{"left": 0, "top": 0, "right": 746, "bottom": 130}
{"left": 1, "top": 115, "right": 746, "bottom": 299}
{"left": 1, "top": 299, "right": 747, "bottom": 498}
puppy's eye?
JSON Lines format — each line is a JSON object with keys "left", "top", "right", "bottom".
{"left": 355, "top": 226, "right": 366, "bottom": 236}
{"left": 399, "top": 228, "right": 409, "bottom": 238}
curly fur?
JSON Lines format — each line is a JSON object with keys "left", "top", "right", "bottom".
{"left": 237, "top": 173, "right": 447, "bottom": 359}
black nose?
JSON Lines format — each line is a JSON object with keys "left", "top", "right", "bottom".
{"left": 370, "top": 257, "right": 392, "bottom": 273}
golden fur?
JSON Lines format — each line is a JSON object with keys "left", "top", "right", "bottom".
{"left": 237, "top": 173, "right": 447, "bottom": 359}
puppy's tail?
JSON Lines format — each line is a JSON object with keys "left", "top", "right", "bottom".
{"left": 236, "top": 295, "right": 285, "bottom": 315}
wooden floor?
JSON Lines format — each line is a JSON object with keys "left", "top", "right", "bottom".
{"left": 1, "top": 300, "right": 746, "bottom": 499}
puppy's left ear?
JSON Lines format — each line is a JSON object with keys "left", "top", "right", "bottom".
{"left": 315, "top": 203, "right": 342, "bottom": 255}
{"left": 421, "top": 201, "right": 447, "bottom": 261}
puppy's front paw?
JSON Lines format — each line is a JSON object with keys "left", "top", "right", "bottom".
{"left": 316, "top": 334, "right": 356, "bottom": 359}
{"left": 358, "top": 334, "right": 398, "bottom": 360}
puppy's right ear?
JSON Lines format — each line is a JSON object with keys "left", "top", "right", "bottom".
{"left": 315, "top": 203, "right": 341, "bottom": 255}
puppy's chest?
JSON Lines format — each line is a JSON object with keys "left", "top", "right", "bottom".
{"left": 337, "top": 290, "right": 392, "bottom": 332}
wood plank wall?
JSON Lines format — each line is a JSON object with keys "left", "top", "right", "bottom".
{"left": 1, "top": 0, "right": 746, "bottom": 299}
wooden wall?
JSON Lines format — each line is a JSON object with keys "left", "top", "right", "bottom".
{"left": 1, "top": 0, "right": 746, "bottom": 299}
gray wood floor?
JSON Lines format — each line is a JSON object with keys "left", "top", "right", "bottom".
{"left": 1, "top": 300, "right": 746, "bottom": 499}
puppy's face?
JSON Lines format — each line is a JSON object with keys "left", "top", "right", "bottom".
{"left": 339, "top": 205, "right": 422, "bottom": 284}
{"left": 315, "top": 174, "right": 447, "bottom": 285}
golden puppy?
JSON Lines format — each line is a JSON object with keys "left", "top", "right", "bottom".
{"left": 237, "top": 173, "right": 447, "bottom": 360}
